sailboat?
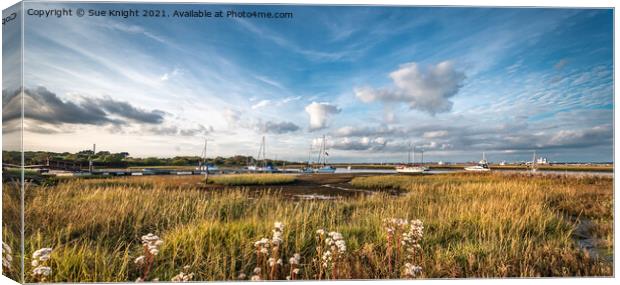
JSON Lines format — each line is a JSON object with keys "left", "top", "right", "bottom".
{"left": 195, "top": 139, "right": 218, "bottom": 173}
{"left": 314, "top": 135, "right": 336, "bottom": 173}
{"left": 395, "top": 143, "right": 428, "bottom": 173}
{"left": 531, "top": 151, "right": 538, "bottom": 173}
{"left": 464, "top": 152, "right": 491, "bottom": 171}
{"left": 248, "top": 136, "right": 274, "bottom": 172}
{"left": 302, "top": 143, "right": 314, "bottom": 173}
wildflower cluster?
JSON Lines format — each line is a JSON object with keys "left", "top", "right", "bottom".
{"left": 171, "top": 265, "right": 194, "bottom": 282}
{"left": 31, "top": 247, "right": 53, "bottom": 282}
{"left": 383, "top": 218, "right": 424, "bottom": 279}
{"left": 316, "top": 229, "right": 347, "bottom": 279}
{"left": 252, "top": 222, "right": 285, "bottom": 280}
{"left": 135, "top": 233, "right": 164, "bottom": 282}
{"left": 2, "top": 242, "right": 12, "bottom": 272}
{"left": 287, "top": 253, "right": 301, "bottom": 280}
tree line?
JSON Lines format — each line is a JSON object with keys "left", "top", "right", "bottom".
{"left": 2, "top": 150, "right": 294, "bottom": 169}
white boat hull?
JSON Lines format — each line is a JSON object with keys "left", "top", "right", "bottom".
{"left": 315, "top": 166, "right": 336, "bottom": 173}
{"left": 395, "top": 166, "right": 428, "bottom": 173}
{"left": 464, "top": 166, "right": 491, "bottom": 172}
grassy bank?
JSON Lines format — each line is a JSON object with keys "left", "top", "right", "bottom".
{"left": 208, "top": 174, "right": 297, "bottom": 186}
{"left": 2, "top": 173, "right": 612, "bottom": 282}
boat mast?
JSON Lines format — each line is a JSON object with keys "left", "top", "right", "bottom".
{"left": 256, "top": 136, "right": 266, "bottom": 168}
{"left": 203, "top": 139, "right": 209, "bottom": 185}
{"left": 317, "top": 136, "right": 323, "bottom": 166}
{"left": 407, "top": 142, "right": 412, "bottom": 164}
{"left": 322, "top": 135, "right": 327, "bottom": 166}
{"left": 420, "top": 148, "right": 424, "bottom": 165}
{"left": 262, "top": 136, "right": 266, "bottom": 168}
{"left": 89, "top": 143, "right": 96, "bottom": 173}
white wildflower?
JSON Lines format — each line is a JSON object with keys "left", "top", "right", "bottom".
{"left": 251, "top": 275, "right": 261, "bottom": 281}
{"left": 385, "top": 218, "right": 424, "bottom": 278}
{"left": 238, "top": 273, "right": 247, "bottom": 279}
{"left": 32, "top": 266, "right": 52, "bottom": 277}
{"left": 2, "top": 241, "right": 12, "bottom": 271}
{"left": 32, "top": 248, "right": 53, "bottom": 260}
{"left": 403, "top": 262, "right": 423, "bottom": 278}
{"left": 274, "top": 221, "right": 284, "bottom": 232}
{"left": 136, "top": 233, "right": 164, "bottom": 281}
{"left": 171, "top": 265, "right": 194, "bottom": 282}
{"left": 289, "top": 253, "right": 300, "bottom": 265}
{"left": 2, "top": 242, "right": 11, "bottom": 254}
{"left": 171, "top": 271, "right": 194, "bottom": 282}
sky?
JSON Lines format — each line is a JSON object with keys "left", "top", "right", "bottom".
{"left": 1, "top": 3, "right": 614, "bottom": 163}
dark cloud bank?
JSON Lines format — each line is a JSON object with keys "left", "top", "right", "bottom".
{"left": 2, "top": 87, "right": 210, "bottom": 136}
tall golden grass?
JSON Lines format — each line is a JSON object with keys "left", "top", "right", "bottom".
{"left": 208, "top": 173, "right": 296, "bottom": 186}
{"left": 1, "top": 172, "right": 612, "bottom": 282}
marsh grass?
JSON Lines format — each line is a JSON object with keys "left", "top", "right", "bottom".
{"left": 3, "top": 172, "right": 612, "bottom": 282}
{"left": 208, "top": 174, "right": 297, "bottom": 186}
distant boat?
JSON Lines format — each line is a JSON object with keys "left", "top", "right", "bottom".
{"left": 464, "top": 152, "right": 491, "bottom": 172}
{"left": 316, "top": 165, "right": 337, "bottom": 173}
{"left": 395, "top": 143, "right": 428, "bottom": 174}
{"left": 196, "top": 164, "right": 219, "bottom": 172}
{"left": 247, "top": 164, "right": 275, "bottom": 173}
{"left": 313, "top": 135, "right": 336, "bottom": 174}
{"left": 248, "top": 136, "right": 274, "bottom": 172}
{"left": 531, "top": 151, "right": 538, "bottom": 173}
{"left": 301, "top": 143, "right": 315, "bottom": 173}
{"left": 196, "top": 139, "right": 218, "bottom": 173}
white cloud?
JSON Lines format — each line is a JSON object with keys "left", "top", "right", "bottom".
{"left": 254, "top": 75, "right": 285, "bottom": 90}
{"left": 106, "top": 22, "right": 168, "bottom": 44}
{"left": 221, "top": 107, "right": 299, "bottom": 134}
{"left": 316, "top": 136, "right": 388, "bottom": 151}
{"left": 223, "top": 108, "right": 241, "bottom": 125}
{"left": 251, "top": 99, "right": 271, "bottom": 110}
{"left": 281, "top": 96, "right": 302, "bottom": 104}
{"left": 160, "top": 68, "right": 182, "bottom": 81}
{"left": 355, "top": 61, "right": 466, "bottom": 115}
{"left": 304, "top": 102, "right": 341, "bottom": 131}
{"left": 423, "top": 130, "right": 449, "bottom": 139}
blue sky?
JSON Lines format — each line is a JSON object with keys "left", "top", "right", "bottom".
{"left": 2, "top": 3, "right": 613, "bottom": 162}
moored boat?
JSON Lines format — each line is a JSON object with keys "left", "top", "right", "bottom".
{"left": 313, "top": 135, "right": 336, "bottom": 173}
{"left": 395, "top": 143, "right": 428, "bottom": 174}
{"left": 464, "top": 152, "right": 491, "bottom": 171}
